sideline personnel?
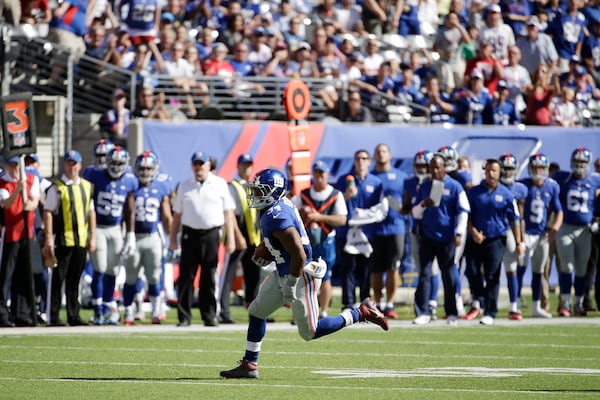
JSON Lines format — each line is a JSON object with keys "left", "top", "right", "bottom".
{"left": 170, "top": 151, "right": 235, "bottom": 327}
{"left": 44, "top": 150, "right": 96, "bottom": 326}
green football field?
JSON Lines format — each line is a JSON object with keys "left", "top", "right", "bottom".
{"left": 1, "top": 303, "right": 599, "bottom": 400}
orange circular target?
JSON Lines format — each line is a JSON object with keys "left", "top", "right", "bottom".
{"left": 284, "top": 80, "right": 310, "bottom": 120}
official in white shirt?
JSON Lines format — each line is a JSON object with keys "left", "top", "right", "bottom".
{"left": 169, "top": 151, "right": 235, "bottom": 327}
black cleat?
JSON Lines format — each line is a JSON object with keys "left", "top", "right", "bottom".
{"left": 220, "top": 359, "right": 259, "bottom": 379}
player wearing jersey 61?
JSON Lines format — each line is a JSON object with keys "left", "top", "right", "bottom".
{"left": 220, "top": 169, "right": 388, "bottom": 379}
{"left": 553, "top": 147, "right": 600, "bottom": 317}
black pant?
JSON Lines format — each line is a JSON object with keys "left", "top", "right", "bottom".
{"left": 0, "top": 239, "right": 34, "bottom": 324}
{"left": 336, "top": 236, "right": 371, "bottom": 310}
{"left": 49, "top": 246, "right": 87, "bottom": 323}
{"left": 416, "top": 235, "right": 457, "bottom": 317}
{"left": 219, "top": 244, "right": 260, "bottom": 319}
{"left": 178, "top": 226, "right": 221, "bottom": 324}
{"left": 587, "top": 232, "right": 600, "bottom": 308}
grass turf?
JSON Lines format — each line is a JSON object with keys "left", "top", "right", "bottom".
{"left": 1, "top": 300, "right": 600, "bottom": 400}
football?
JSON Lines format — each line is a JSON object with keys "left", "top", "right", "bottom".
{"left": 254, "top": 242, "right": 273, "bottom": 261}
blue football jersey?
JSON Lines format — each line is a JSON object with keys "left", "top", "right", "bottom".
{"left": 468, "top": 182, "right": 519, "bottom": 238}
{"left": 372, "top": 167, "right": 407, "bottom": 236}
{"left": 133, "top": 180, "right": 169, "bottom": 234}
{"left": 155, "top": 172, "right": 176, "bottom": 194}
{"left": 260, "top": 197, "right": 312, "bottom": 277}
{"left": 85, "top": 168, "right": 139, "bottom": 227}
{"left": 416, "top": 175, "right": 469, "bottom": 242}
{"left": 553, "top": 170, "right": 600, "bottom": 225}
{"left": 122, "top": 0, "right": 159, "bottom": 31}
{"left": 520, "top": 177, "right": 563, "bottom": 235}
{"left": 403, "top": 175, "right": 422, "bottom": 235}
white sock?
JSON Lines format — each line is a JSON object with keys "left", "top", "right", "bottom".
{"left": 561, "top": 294, "right": 571, "bottom": 308}
{"left": 472, "top": 300, "right": 480, "bottom": 309}
{"left": 509, "top": 302, "right": 518, "bottom": 312}
{"left": 534, "top": 300, "right": 542, "bottom": 310}
{"left": 386, "top": 302, "right": 394, "bottom": 310}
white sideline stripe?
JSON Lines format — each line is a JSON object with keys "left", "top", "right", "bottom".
{"left": 0, "top": 376, "right": 597, "bottom": 396}
{"left": 4, "top": 336, "right": 600, "bottom": 351}
{"left": 4, "top": 360, "right": 600, "bottom": 373}
{"left": 1, "top": 317, "right": 600, "bottom": 336}
{"left": 3, "top": 343, "right": 600, "bottom": 362}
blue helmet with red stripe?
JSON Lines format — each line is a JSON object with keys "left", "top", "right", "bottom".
{"left": 528, "top": 153, "right": 549, "bottom": 180}
{"left": 135, "top": 150, "right": 159, "bottom": 184}
{"left": 571, "top": 147, "right": 592, "bottom": 176}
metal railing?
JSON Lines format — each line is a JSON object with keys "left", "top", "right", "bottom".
{"left": 2, "top": 24, "right": 432, "bottom": 126}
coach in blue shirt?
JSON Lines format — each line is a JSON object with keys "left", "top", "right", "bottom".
{"left": 335, "top": 150, "right": 384, "bottom": 311}
{"left": 412, "top": 154, "right": 470, "bottom": 325}
{"left": 465, "top": 158, "right": 524, "bottom": 325}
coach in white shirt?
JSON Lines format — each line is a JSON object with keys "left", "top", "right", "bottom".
{"left": 170, "top": 151, "right": 235, "bottom": 327}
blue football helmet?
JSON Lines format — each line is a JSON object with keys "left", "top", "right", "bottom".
{"left": 437, "top": 145, "right": 458, "bottom": 172}
{"left": 93, "top": 139, "right": 115, "bottom": 170}
{"left": 571, "top": 147, "right": 592, "bottom": 176}
{"left": 247, "top": 168, "right": 287, "bottom": 209}
{"left": 499, "top": 153, "right": 518, "bottom": 185}
{"left": 135, "top": 150, "right": 159, "bottom": 184}
{"left": 107, "top": 146, "right": 129, "bottom": 179}
{"left": 413, "top": 149, "right": 433, "bottom": 180}
{"left": 528, "top": 153, "right": 549, "bottom": 180}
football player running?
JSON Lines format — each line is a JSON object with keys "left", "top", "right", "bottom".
{"left": 498, "top": 153, "right": 528, "bottom": 320}
{"left": 83, "top": 147, "right": 138, "bottom": 325}
{"left": 520, "top": 153, "right": 563, "bottom": 318}
{"left": 122, "top": 151, "right": 172, "bottom": 325}
{"left": 220, "top": 169, "right": 389, "bottom": 379}
{"left": 553, "top": 147, "right": 600, "bottom": 317}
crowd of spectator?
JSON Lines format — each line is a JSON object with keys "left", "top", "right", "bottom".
{"left": 3, "top": 0, "right": 600, "bottom": 124}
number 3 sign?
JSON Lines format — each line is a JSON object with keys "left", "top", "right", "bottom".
{"left": 1, "top": 92, "right": 37, "bottom": 160}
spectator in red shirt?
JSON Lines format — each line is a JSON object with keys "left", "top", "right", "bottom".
{"left": 464, "top": 38, "right": 503, "bottom": 95}
{"left": 524, "top": 64, "right": 557, "bottom": 125}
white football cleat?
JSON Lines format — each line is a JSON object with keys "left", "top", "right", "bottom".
{"left": 532, "top": 308, "right": 552, "bottom": 319}
{"left": 412, "top": 315, "right": 431, "bottom": 325}
{"left": 479, "top": 315, "right": 495, "bottom": 326}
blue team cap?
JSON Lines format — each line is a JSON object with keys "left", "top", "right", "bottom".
{"left": 64, "top": 150, "right": 82, "bottom": 163}
{"left": 237, "top": 154, "right": 253, "bottom": 164}
{"left": 26, "top": 153, "right": 39, "bottom": 162}
{"left": 312, "top": 159, "right": 330, "bottom": 172}
{"left": 191, "top": 151, "right": 208, "bottom": 163}
{"left": 5, "top": 155, "right": 19, "bottom": 164}
{"left": 161, "top": 12, "right": 175, "bottom": 23}
{"left": 575, "top": 65, "right": 587, "bottom": 75}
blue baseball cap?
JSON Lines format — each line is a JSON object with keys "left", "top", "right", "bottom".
{"left": 64, "top": 150, "right": 82, "bottom": 163}
{"left": 5, "top": 155, "right": 19, "bottom": 164}
{"left": 191, "top": 151, "right": 208, "bottom": 163}
{"left": 312, "top": 159, "right": 330, "bottom": 172}
{"left": 26, "top": 153, "right": 39, "bottom": 162}
{"left": 161, "top": 12, "right": 175, "bottom": 23}
{"left": 237, "top": 154, "right": 253, "bottom": 164}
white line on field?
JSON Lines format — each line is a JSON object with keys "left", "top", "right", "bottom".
{"left": 0, "top": 376, "right": 597, "bottom": 395}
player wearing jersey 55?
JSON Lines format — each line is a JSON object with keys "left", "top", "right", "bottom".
{"left": 220, "top": 169, "right": 388, "bottom": 379}
{"left": 84, "top": 147, "right": 138, "bottom": 325}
